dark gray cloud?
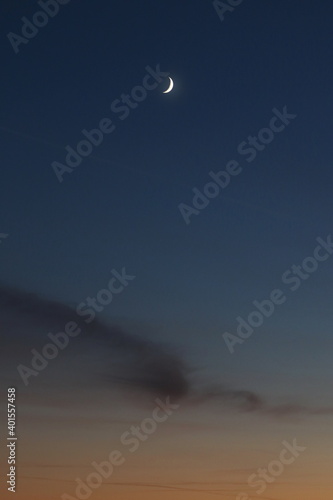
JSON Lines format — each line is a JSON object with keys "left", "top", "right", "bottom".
{"left": 0, "top": 285, "right": 189, "bottom": 400}
{"left": 1, "top": 285, "right": 332, "bottom": 418}
{"left": 188, "top": 386, "right": 333, "bottom": 417}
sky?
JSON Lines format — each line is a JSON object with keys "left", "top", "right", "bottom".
{"left": 1, "top": 1, "right": 333, "bottom": 499}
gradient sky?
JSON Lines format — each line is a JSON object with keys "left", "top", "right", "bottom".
{"left": 1, "top": 1, "right": 333, "bottom": 499}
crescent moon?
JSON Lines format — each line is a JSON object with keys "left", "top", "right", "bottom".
{"left": 163, "top": 77, "right": 174, "bottom": 94}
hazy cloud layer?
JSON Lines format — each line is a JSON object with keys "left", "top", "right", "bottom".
{"left": 1, "top": 285, "right": 332, "bottom": 418}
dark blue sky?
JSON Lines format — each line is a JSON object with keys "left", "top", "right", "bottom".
{"left": 1, "top": 0, "right": 333, "bottom": 400}
{"left": 1, "top": 2, "right": 333, "bottom": 499}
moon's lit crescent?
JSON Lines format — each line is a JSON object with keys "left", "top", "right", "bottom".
{"left": 163, "top": 77, "right": 174, "bottom": 93}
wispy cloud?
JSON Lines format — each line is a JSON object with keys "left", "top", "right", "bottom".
{"left": 188, "top": 386, "right": 333, "bottom": 418}
{"left": 1, "top": 285, "right": 332, "bottom": 419}
{"left": 0, "top": 285, "right": 189, "bottom": 400}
